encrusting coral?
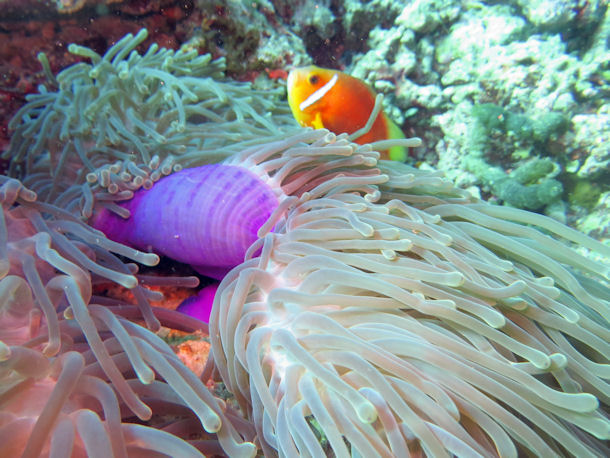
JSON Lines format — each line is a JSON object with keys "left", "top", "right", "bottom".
{"left": 465, "top": 103, "right": 567, "bottom": 211}
{"left": 2, "top": 30, "right": 609, "bottom": 457}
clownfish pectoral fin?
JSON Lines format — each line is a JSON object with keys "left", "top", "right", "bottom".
{"left": 386, "top": 116, "right": 407, "bottom": 162}
{"left": 312, "top": 111, "right": 325, "bottom": 130}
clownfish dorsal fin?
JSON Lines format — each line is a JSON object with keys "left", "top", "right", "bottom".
{"left": 299, "top": 73, "right": 338, "bottom": 112}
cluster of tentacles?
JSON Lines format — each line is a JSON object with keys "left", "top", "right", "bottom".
{"left": 210, "top": 130, "right": 610, "bottom": 457}
{"left": 1, "top": 128, "right": 609, "bottom": 457}
{"left": 0, "top": 174, "right": 256, "bottom": 456}
{"left": 1, "top": 30, "right": 609, "bottom": 458}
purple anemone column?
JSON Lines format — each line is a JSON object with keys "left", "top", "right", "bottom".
{"left": 91, "top": 164, "right": 278, "bottom": 279}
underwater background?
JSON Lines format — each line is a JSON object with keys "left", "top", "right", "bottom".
{"left": 0, "top": 1, "right": 609, "bottom": 457}
{"left": 1, "top": 0, "right": 608, "bottom": 241}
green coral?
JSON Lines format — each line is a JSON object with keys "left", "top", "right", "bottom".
{"left": 466, "top": 103, "right": 568, "bottom": 211}
{"left": 531, "top": 111, "right": 569, "bottom": 143}
{"left": 464, "top": 155, "right": 563, "bottom": 210}
{"left": 564, "top": 174, "right": 603, "bottom": 209}
{"left": 471, "top": 103, "right": 568, "bottom": 146}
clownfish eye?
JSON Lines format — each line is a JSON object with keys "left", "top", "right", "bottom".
{"left": 309, "top": 74, "right": 319, "bottom": 85}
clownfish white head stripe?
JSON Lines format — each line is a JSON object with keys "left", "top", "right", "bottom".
{"left": 298, "top": 73, "right": 338, "bottom": 111}
{"left": 287, "top": 65, "right": 410, "bottom": 161}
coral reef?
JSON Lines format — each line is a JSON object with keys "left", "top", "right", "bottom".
{"left": 0, "top": 0, "right": 122, "bottom": 17}
{"left": 335, "top": 0, "right": 609, "bottom": 236}
{"left": 463, "top": 155, "right": 563, "bottom": 211}
{"left": 464, "top": 103, "right": 567, "bottom": 211}
{"left": 2, "top": 27, "right": 609, "bottom": 458}
{"left": 196, "top": 0, "right": 310, "bottom": 76}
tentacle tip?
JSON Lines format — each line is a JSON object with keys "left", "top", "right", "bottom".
{"left": 486, "top": 314, "right": 506, "bottom": 329}
{"left": 548, "top": 352, "right": 568, "bottom": 370}
{"left": 408, "top": 137, "right": 423, "bottom": 147}
{"left": 141, "top": 252, "right": 160, "bottom": 266}
{"left": 355, "top": 395, "right": 378, "bottom": 424}
{"left": 358, "top": 405, "right": 378, "bottom": 424}
{"left": 137, "top": 368, "right": 156, "bottom": 385}
{"left": 203, "top": 414, "right": 222, "bottom": 433}
{"left": 449, "top": 272, "right": 465, "bottom": 287}
{"left": 21, "top": 189, "right": 37, "bottom": 202}
{"left": 139, "top": 407, "right": 153, "bottom": 422}
{"left": 531, "top": 354, "right": 552, "bottom": 371}
{"left": 591, "top": 420, "right": 610, "bottom": 440}
{"left": 121, "top": 276, "right": 139, "bottom": 289}
{"left": 42, "top": 341, "right": 61, "bottom": 358}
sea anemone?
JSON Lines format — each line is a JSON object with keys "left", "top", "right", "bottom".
{"left": 5, "top": 29, "right": 297, "bottom": 219}
{"left": 0, "top": 176, "right": 256, "bottom": 456}
{"left": 2, "top": 29, "right": 609, "bottom": 457}
{"left": 89, "top": 163, "right": 282, "bottom": 280}
{"left": 208, "top": 133, "right": 610, "bottom": 456}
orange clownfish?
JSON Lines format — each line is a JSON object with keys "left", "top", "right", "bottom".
{"left": 287, "top": 65, "right": 407, "bottom": 161}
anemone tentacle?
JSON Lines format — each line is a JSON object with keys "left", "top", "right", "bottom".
{"left": 2, "top": 29, "right": 608, "bottom": 458}
{"left": 209, "top": 134, "right": 610, "bottom": 457}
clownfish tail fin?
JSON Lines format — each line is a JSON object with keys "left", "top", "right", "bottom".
{"left": 385, "top": 115, "right": 407, "bottom": 162}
